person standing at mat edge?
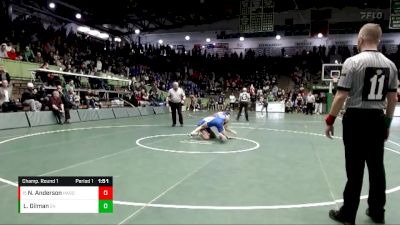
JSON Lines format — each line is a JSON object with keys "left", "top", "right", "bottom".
{"left": 167, "top": 82, "right": 186, "bottom": 127}
{"left": 325, "top": 23, "right": 398, "bottom": 225}
{"left": 237, "top": 87, "right": 250, "bottom": 121}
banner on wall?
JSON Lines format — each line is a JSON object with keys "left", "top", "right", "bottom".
{"left": 215, "top": 43, "right": 229, "bottom": 49}
{"left": 360, "top": 10, "right": 384, "bottom": 21}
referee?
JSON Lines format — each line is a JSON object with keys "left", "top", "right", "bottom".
{"left": 325, "top": 23, "right": 398, "bottom": 225}
{"left": 167, "top": 82, "right": 186, "bottom": 127}
{"left": 236, "top": 87, "right": 250, "bottom": 121}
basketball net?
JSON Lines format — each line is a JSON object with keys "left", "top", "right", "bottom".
{"left": 329, "top": 76, "right": 338, "bottom": 94}
{"left": 332, "top": 76, "right": 339, "bottom": 83}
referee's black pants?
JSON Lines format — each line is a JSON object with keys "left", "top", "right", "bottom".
{"left": 236, "top": 102, "right": 249, "bottom": 121}
{"left": 169, "top": 101, "right": 183, "bottom": 125}
{"left": 340, "top": 108, "right": 386, "bottom": 223}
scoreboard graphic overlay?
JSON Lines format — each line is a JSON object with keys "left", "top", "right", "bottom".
{"left": 18, "top": 177, "right": 113, "bottom": 213}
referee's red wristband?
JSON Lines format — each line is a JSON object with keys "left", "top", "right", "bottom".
{"left": 325, "top": 114, "right": 336, "bottom": 126}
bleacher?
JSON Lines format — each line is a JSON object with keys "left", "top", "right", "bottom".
{"left": 0, "top": 58, "right": 131, "bottom": 105}
{"left": 0, "top": 59, "right": 175, "bottom": 130}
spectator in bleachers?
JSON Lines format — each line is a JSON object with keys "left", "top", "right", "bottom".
{"left": 50, "top": 90, "right": 65, "bottom": 124}
{"left": 139, "top": 89, "right": 150, "bottom": 106}
{"left": 148, "top": 87, "right": 160, "bottom": 106}
{"left": 66, "top": 87, "right": 79, "bottom": 110}
{"left": 23, "top": 46, "right": 35, "bottom": 62}
{"left": 21, "top": 82, "right": 42, "bottom": 111}
{"left": 0, "top": 65, "right": 11, "bottom": 84}
{"left": 34, "top": 52, "right": 44, "bottom": 64}
{"left": 65, "top": 80, "right": 75, "bottom": 94}
{"left": 7, "top": 48, "right": 17, "bottom": 60}
{"left": 36, "top": 62, "right": 50, "bottom": 85}
{"left": 0, "top": 80, "right": 17, "bottom": 112}
{"left": 0, "top": 44, "right": 8, "bottom": 58}
{"left": 36, "top": 85, "right": 49, "bottom": 111}
{"left": 83, "top": 89, "right": 99, "bottom": 109}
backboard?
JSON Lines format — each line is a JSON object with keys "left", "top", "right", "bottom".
{"left": 322, "top": 64, "right": 343, "bottom": 82}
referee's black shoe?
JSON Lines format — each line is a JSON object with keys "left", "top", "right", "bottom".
{"left": 329, "top": 210, "right": 355, "bottom": 225}
{"left": 366, "top": 208, "right": 385, "bottom": 224}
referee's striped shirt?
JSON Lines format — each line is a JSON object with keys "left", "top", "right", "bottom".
{"left": 338, "top": 50, "right": 399, "bottom": 109}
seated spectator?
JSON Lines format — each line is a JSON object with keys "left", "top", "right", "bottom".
{"left": 65, "top": 87, "right": 79, "bottom": 110}
{"left": 0, "top": 44, "right": 8, "bottom": 58}
{"left": 208, "top": 96, "right": 216, "bottom": 111}
{"left": 50, "top": 91, "right": 65, "bottom": 124}
{"left": 23, "top": 46, "right": 35, "bottom": 62}
{"left": 65, "top": 80, "right": 75, "bottom": 94}
{"left": 83, "top": 89, "right": 100, "bottom": 109}
{"left": 0, "top": 65, "right": 11, "bottom": 84}
{"left": 7, "top": 48, "right": 17, "bottom": 60}
{"left": 139, "top": 89, "right": 150, "bottom": 106}
{"left": 36, "top": 85, "right": 50, "bottom": 111}
{"left": 36, "top": 62, "right": 50, "bottom": 84}
{"left": 148, "top": 88, "right": 160, "bottom": 106}
{"left": 36, "top": 62, "right": 61, "bottom": 87}
{"left": 0, "top": 80, "right": 17, "bottom": 112}
{"left": 285, "top": 99, "right": 293, "bottom": 113}
{"left": 34, "top": 52, "right": 44, "bottom": 64}
{"left": 21, "top": 83, "right": 42, "bottom": 111}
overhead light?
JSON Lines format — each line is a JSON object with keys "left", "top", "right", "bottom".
{"left": 317, "top": 33, "right": 323, "bottom": 38}
{"left": 202, "top": 45, "right": 205, "bottom": 49}
{"left": 134, "top": 29, "right": 140, "bottom": 34}
{"left": 114, "top": 37, "right": 122, "bottom": 42}
{"left": 49, "top": 2, "right": 56, "bottom": 9}
{"left": 239, "top": 36, "right": 244, "bottom": 41}
{"left": 185, "top": 35, "right": 190, "bottom": 41}
{"left": 276, "top": 35, "right": 281, "bottom": 40}
{"left": 77, "top": 26, "right": 90, "bottom": 33}
{"left": 75, "top": 13, "right": 82, "bottom": 19}
{"left": 88, "top": 30, "right": 100, "bottom": 36}
{"left": 206, "top": 38, "right": 211, "bottom": 43}
{"left": 103, "top": 47, "right": 106, "bottom": 50}
{"left": 212, "top": 42, "right": 216, "bottom": 46}
{"left": 334, "top": 60, "right": 339, "bottom": 64}
{"left": 98, "top": 33, "right": 109, "bottom": 39}
{"left": 158, "top": 39, "right": 163, "bottom": 44}
{"left": 169, "top": 45, "right": 174, "bottom": 49}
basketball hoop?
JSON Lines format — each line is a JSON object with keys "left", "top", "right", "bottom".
{"left": 330, "top": 70, "right": 340, "bottom": 84}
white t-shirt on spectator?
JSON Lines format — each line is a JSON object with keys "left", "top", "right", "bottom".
{"left": 229, "top": 95, "right": 236, "bottom": 103}
{"left": 168, "top": 88, "right": 185, "bottom": 103}
{"left": 307, "top": 95, "right": 315, "bottom": 104}
{"left": 96, "top": 60, "right": 102, "bottom": 71}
